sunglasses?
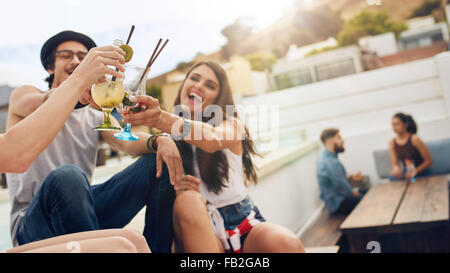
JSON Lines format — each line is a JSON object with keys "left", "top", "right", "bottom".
{"left": 56, "top": 50, "right": 88, "bottom": 61}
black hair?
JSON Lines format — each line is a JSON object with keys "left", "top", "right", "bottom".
{"left": 43, "top": 48, "right": 57, "bottom": 89}
{"left": 320, "top": 128, "right": 340, "bottom": 144}
{"left": 394, "top": 113, "right": 417, "bottom": 134}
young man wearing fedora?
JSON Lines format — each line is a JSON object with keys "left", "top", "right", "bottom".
{"left": 6, "top": 30, "right": 181, "bottom": 253}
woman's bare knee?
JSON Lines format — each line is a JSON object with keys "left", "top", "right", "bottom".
{"left": 244, "top": 223, "right": 305, "bottom": 253}
{"left": 277, "top": 233, "right": 305, "bottom": 253}
{"left": 174, "top": 190, "right": 207, "bottom": 225}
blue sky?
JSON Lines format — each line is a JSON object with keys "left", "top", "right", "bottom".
{"left": 0, "top": 0, "right": 297, "bottom": 90}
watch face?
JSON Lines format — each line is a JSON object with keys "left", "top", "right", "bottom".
{"left": 173, "top": 119, "right": 191, "bottom": 141}
{"left": 182, "top": 119, "right": 191, "bottom": 137}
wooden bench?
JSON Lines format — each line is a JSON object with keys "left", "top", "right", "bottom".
{"left": 300, "top": 207, "right": 346, "bottom": 250}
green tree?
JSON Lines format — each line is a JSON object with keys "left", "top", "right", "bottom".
{"left": 337, "top": 10, "right": 408, "bottom": 47}
{"left": 245, "top": 52, "right": 277, "bottom": 72}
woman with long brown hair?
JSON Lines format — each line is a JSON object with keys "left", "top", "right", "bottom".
{"left": 123, "top": 60, "right": 305, "bottom": 253}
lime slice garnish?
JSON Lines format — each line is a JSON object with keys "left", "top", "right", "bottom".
{"left": 119, "top": 44, "right": 133, "bottom": 63}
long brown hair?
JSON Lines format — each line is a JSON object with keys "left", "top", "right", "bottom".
{"left": 173, "top": 60, "right": 259, "bottom": 194}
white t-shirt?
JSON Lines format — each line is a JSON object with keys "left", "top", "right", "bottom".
{"left": 192, "top": 146, "right": 248, "bottom": 208}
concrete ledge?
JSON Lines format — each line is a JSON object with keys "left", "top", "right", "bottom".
{"left": 254, "top": 141, "right": 319, "bottom": 179}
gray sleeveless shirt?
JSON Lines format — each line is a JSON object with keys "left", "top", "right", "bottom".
{"left": 6, "top": 106, "right": 103, "bottom": 246}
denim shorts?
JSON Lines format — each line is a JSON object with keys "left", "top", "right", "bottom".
{"left": 217, "top": 196, "right": 265, "bottom": 248}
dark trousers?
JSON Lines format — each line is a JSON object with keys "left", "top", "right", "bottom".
{"left": 333, "top": 193, "right": 363, "bottom": 215}
{"left": 16, "top": 153, "right": 175, "bottom": 253}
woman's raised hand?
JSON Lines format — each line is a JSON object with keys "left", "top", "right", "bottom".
{"left": 122, "top": 95, "right": 162, "bottom": 128}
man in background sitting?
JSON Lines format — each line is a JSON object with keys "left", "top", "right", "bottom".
{"left": 316, "top": 128, "right": 366, "bottom": 215}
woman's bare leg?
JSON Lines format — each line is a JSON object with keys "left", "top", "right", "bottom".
{"left": 173, "top": 190, "right": 223, "bottom": 253}
{"left": 21, "top": 236, "right": 137, "bottom": 253}
{"left": 7, "top": 228, "right": 151, "bottom": 253}
{"left": 242, "top": 222, "right": 305, "bottom": 253}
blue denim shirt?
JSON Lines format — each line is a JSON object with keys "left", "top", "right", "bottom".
{"left": 316, "top": 149, "right": 353, "bottom": 213}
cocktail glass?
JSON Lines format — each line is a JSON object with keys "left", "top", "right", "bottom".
{"left": 114, "top": 65, "right": 149, "bottom": 141}
{"left": 91, "top": 75, "right": 125, "bottom": 131}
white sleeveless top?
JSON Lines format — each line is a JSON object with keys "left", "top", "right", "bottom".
{"left": 192, "top": 146, "right": 248, "bottom": 208}
{"left": 6, "top": 106, "right": 103, "bottom": 246}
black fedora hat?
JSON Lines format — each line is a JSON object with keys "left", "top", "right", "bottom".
{"left": 40, "top": 30, "right": 97, "bottom": 70}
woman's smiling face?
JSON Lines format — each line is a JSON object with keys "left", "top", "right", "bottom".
{"left": 179, "top": 64, "right": 220, "bottom": 114}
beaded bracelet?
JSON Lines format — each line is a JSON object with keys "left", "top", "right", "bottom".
{"left": 146, "top": 135, "right": 157, "bottom": 153}
{"left": 147, "top": 134, "right": 166, "bottom": 153}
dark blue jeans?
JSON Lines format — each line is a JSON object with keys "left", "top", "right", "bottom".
{"left": 16, "top": 153, "right": 175, "bottom": 253}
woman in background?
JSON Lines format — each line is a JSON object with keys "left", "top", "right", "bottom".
{"left": 389, "top": 113, "right": 433, "bottom": 180}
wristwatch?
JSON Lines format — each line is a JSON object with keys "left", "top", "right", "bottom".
{"left": 173, "top": 118, "right": 191, "bottom": 141}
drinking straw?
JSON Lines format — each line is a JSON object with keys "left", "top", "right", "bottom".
{"left": 149, "top": 39, "right": 169, "bottom": 67}
{"left": 125, "top": 25, "right": 135, "bottom": 44}
{"left": 134, "top": 38, "right": 169, "bottom": 90}
{"left": 112, "top": 25, "right": 135, "bottom": 81}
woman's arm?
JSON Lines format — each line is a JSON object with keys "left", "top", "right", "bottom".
{"left": 123, "top": 95, "right": 245, "bottom": 155}
{"left": 389, "top": 139, "right": 402, "bottom": 178}
{"left": 0, "top": 46, "right": 126, "bottom": 173}
{"left": 411, "top": 135, "right": 433, "bottom": 174}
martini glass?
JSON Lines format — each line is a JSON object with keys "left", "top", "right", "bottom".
{"left": 114, "top": 65, "right": 149, "bottom": 141}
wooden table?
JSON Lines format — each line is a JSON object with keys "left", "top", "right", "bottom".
{"left": 340, "top": 175, "right": 449, "bottom": 253}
